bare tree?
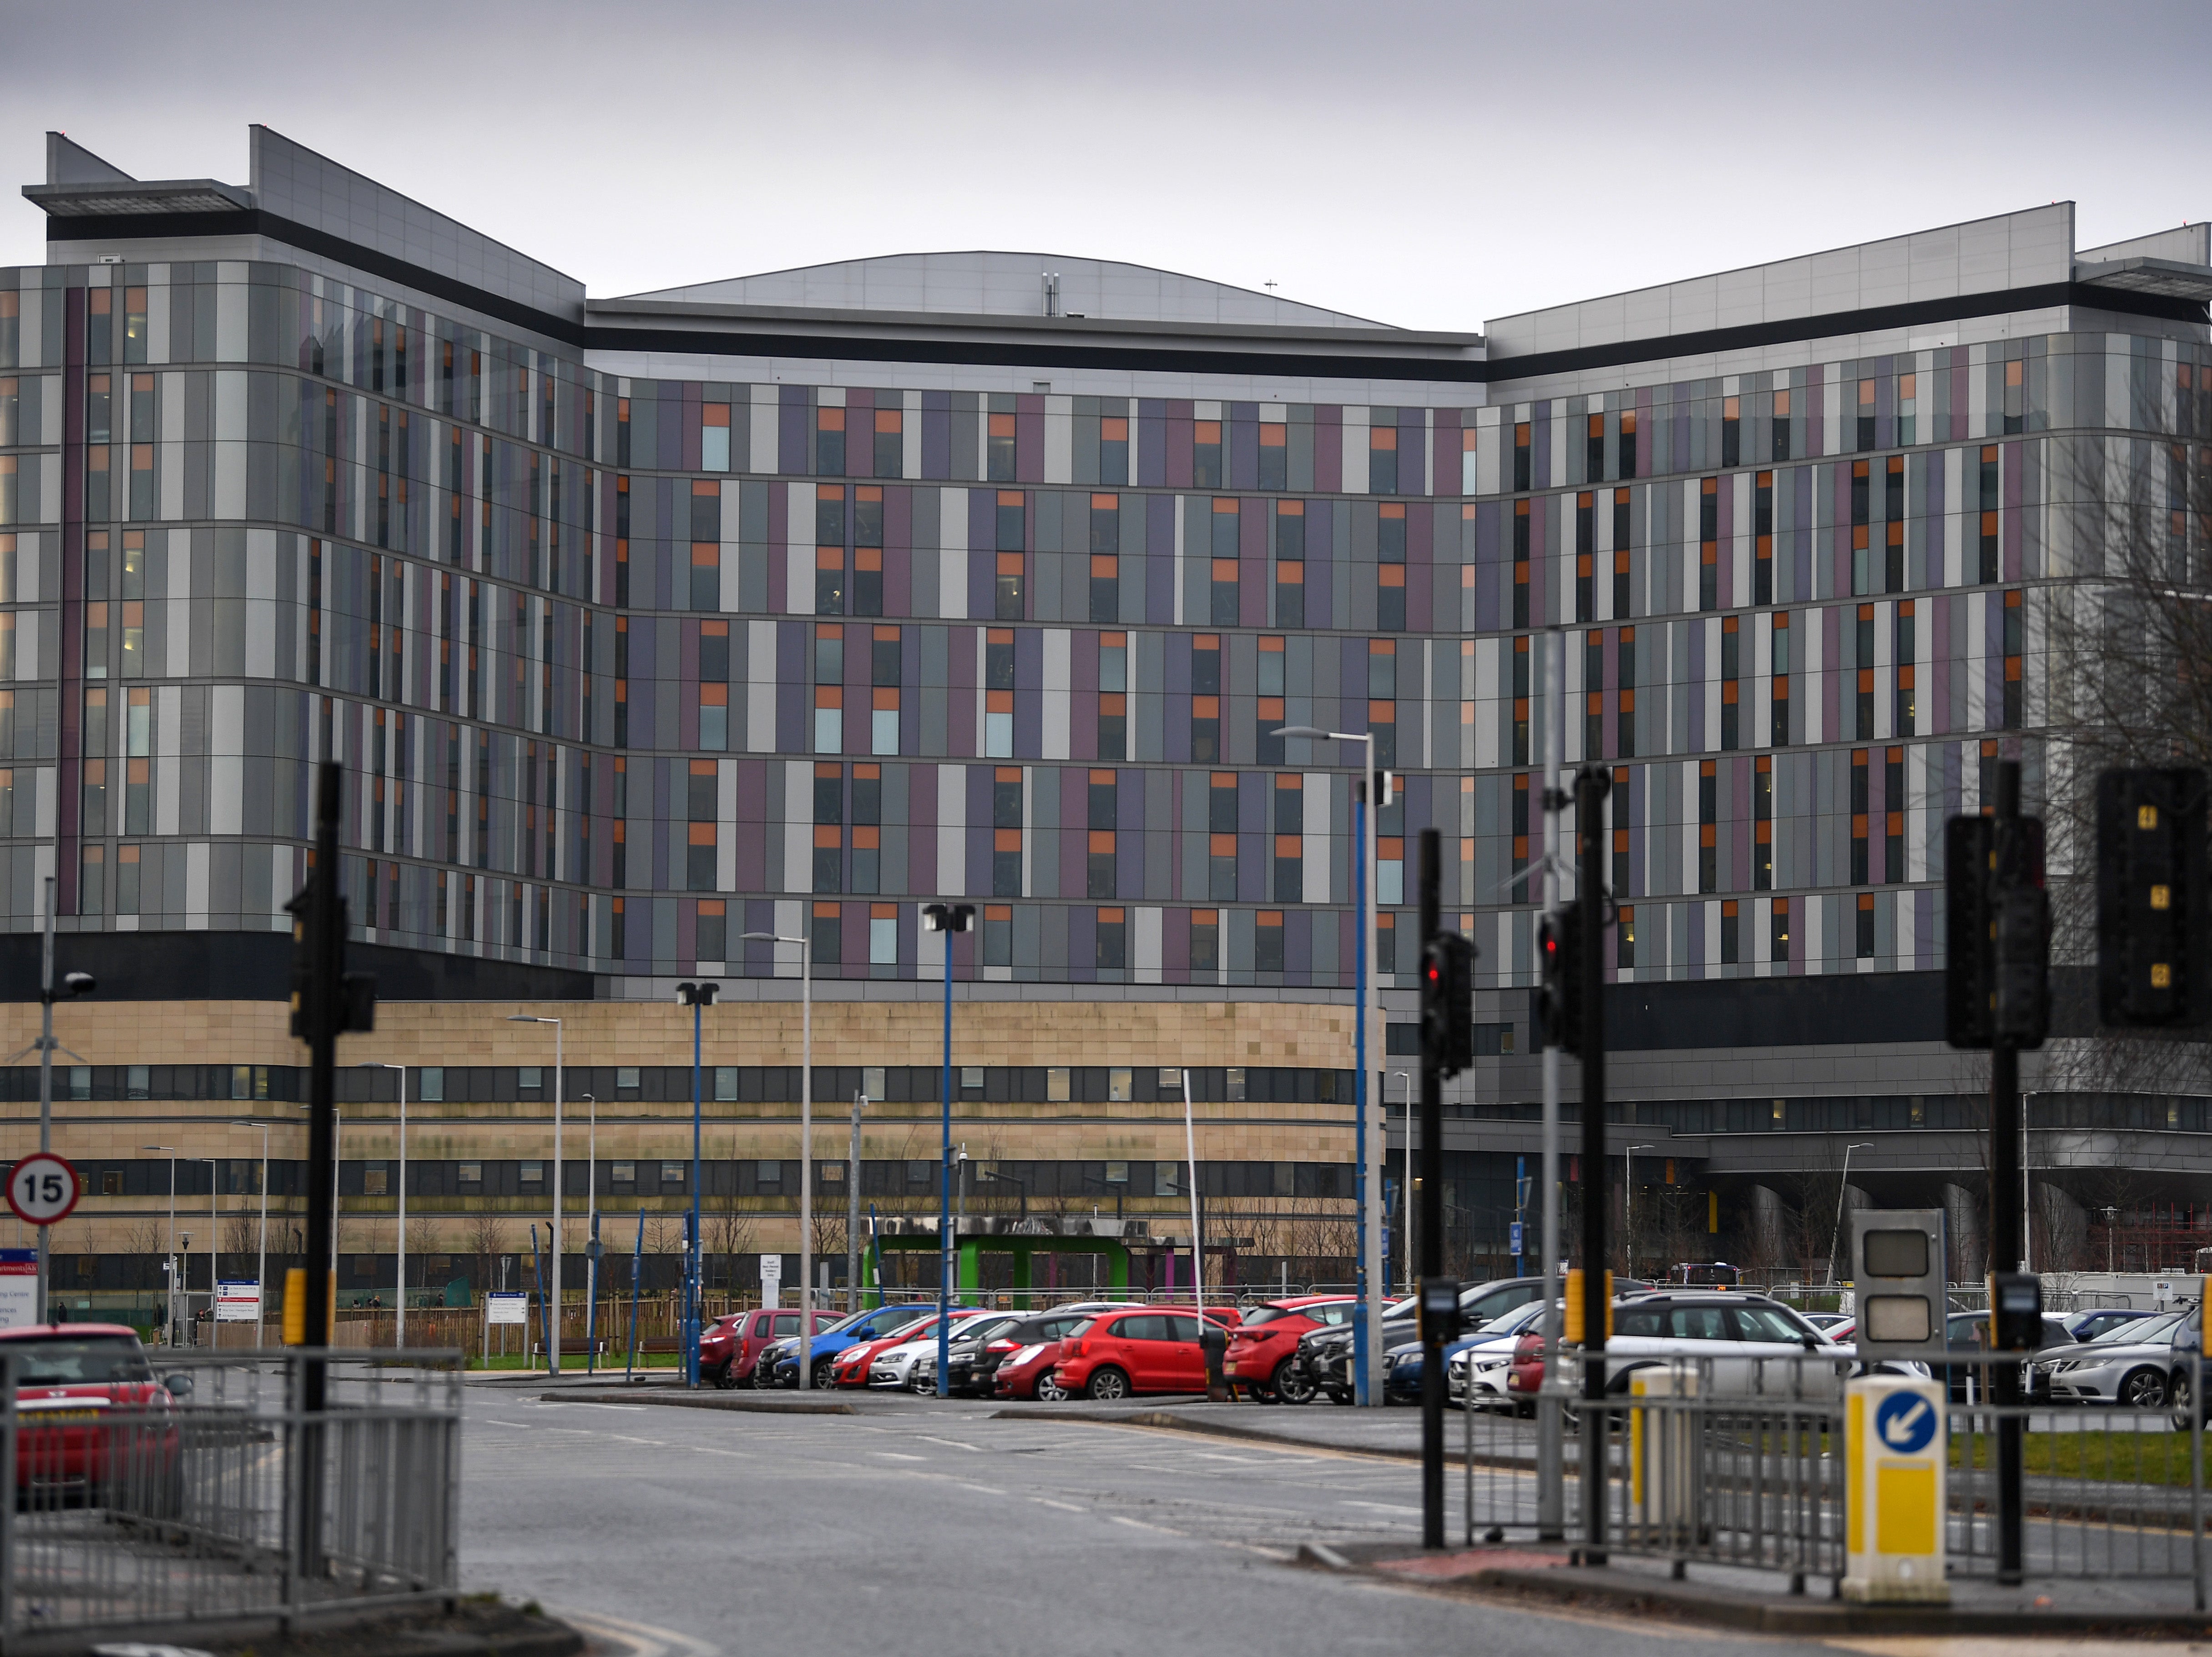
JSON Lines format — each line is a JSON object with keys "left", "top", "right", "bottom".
{"left": 464, "top": 1212, "right": 508, "bottom": 1297}
{"left": 222, "top": 1213, "right": 258, "bottom": 1260}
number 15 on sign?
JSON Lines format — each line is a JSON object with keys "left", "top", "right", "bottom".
{"left": 7, "top": 1153, "right": 80, "bottom": 1227}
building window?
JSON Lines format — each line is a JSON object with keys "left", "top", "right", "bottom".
{"left": 419, "top": 1066, "right": 444, "bottom": 1102}
{"left": 816, "top": 405, "right": 846, "bottom": 475}
{"left": 611, "top": 1162, "right": 636, "bottom": 1187}
{"left": 1857, "top": 892, "right": 1877, "bottom": 959}
{"left": 364, "top": 1166, "right": 388, "bottom": 1196}
{"left": 989, "top": 412, "right": 1017, "bottom": 481}
{"left": 459, "top": 1163, "right": 482, "bottom": 1186}
{"left": 1193, "top": 419, "right": 1222, "bottom": 489}
{"left": 520, "top": 1162, "right": 543, "bottom": 1187}
{"left": 1189, "top": 909, "right": 1219, "bottom": 975}
{"left": 1226, "top": 1066, "right": 1247, "bottom": 1103}
{"left": 1108, "top": 1068, "right": 1134, "bottom": 1103}
{"left": 1255, "top": 911, "right": 1284, "bottom": 974}
{"left": 1616, "top": 906, "right": 1635, "bottom": 970}
{"left": 1046, "top": 1067, "right": 1071, "bottom": 1103}
{"left": 1720, "top": 899, "right": 1739, "bottom": 966}
{"left": 1771, "top": 898, "right": 1791, "bottom": 965}
{"left": 1096, "top": 906, "right": 1126, "bottom": 970}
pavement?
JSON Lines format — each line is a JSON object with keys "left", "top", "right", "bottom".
{"left": 464, "top": 1380, "right": 2212, "bottom": 1643}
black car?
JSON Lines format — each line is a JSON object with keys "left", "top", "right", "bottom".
{"left": 1291, "top": 1278, "right": 1549, "bottom": 1404}
{"left": 930, "top": 1313, "right": 1026, "bottom": 1395}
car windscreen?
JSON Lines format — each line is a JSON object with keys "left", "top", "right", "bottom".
{"left": 1485, "top": 1300, "right": 1549, "bottom": 1337}
{"left": 1732, "top": 1304, "right": 1815, "bottom": 1342}
{"left": 2092, "top": 1313, "right": 2175, "bottom": 1343}
{"left": 5, "top": 1336, "right": 153, "bottom": 1386}
{"left": 1062, "top": 1318, "right": 1097, "bottom": 1341}
{"left": 1238, "top": 1306, "right": 1300, "bottom": 1328}
{"left": 956, "top": 1317, "right": 1020, "bottom": 1346}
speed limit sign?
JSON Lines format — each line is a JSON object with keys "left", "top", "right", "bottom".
{"left": 6, "top": 1153, "right": 80, "bottom": 1227}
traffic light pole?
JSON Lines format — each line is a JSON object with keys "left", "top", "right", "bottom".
{"left": 1990, "top": 760, "right": 2025, "bottom": 1584}
{"left": 1575, "top": 766, "right": 1610, "bottom": 1565}
{"left": 1416, "top": 829, "right": 1446, "bottom": 1549}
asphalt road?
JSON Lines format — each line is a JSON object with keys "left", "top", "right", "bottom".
{"left": 459, "top": 1389, "right": 1824, "bottom": 1657}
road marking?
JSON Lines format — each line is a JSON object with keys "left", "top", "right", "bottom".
{"left": 1033, "top": 1498, "right": 1084, "bottom": 1512}
{"left": 1110, "top": 1515, "right": 1186, "bottom": 1535}
{"left": 872, "top": 1451, "right": 928, "bottom": 1461}
{"left": 916, "top": 1434, "right": 985, "bottom": 1452}
{"left": 551, "top": 1606, "right": 719, "bottom": 1657}
{"left": 1340, "top": 1500, "right": 1425, "bottom": 1515}
{"left": 960, "top": 1482, "right": 1007, "bottom": 1495}
{"left": 536, "top": 1401, "right": 648, "bottom": 1412}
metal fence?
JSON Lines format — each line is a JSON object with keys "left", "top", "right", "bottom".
{"left": 1459, "top": 1351, "right": 2209, "bottom": 1599}
{"left": 0, "top": 1348, "right": 460, "bottom": 1647}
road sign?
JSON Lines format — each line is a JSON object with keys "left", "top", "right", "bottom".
{"left": 0, "top": 1249, "right": 33, "bottom": 1328}
{"left": 486, "top": 1291, "right": 530, "bottom": 1327}
{"left": 1509, "top": 1222, "right": 1525, "bottom": 1257}
{"left": 6, "top": 1153, "right": 79, "bottom": 1227}
{"left": 1874, "top": 1388, "right": 1937, "bottom": 1454}
{"left": 758, "top": 1255, "right": 783, "bottom": 1281}
{"left": 216, "top": 1280, "right": 262, "bottom": 1322}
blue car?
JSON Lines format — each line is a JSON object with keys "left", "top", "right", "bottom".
{"left": 768, "top": 1304, "right": 947, "bottom": 1388}
{"left": 1383, "top": 1332, "right": 1499, "bottom": 1404}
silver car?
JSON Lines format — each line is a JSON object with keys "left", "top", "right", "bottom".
{"left": 2038, "top": 1310, "right": 2184, "bottom": 1406}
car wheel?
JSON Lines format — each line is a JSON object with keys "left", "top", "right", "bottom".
{"left": 1086, "top": 1366, "right": 1131, "bottom": 1403}
{"left": 1246, "top": 1375, "right": 1279, "bottom": 1404}
{"left": 2121, "top": 1367, "right": 2167, "bottom": 1409}
{"left": 1274, "top": 1365, "right": 1318, "bottom": 1406}
{"left": 1035, "top": 1372, "right": 1070, "bottom": 1402}
{"left": 810, "top": 1359, "right": 836, "bottom": 1390}
{"left": 708, "top": 1361, "right": 736, "bottom": 1391}
{"left": 2172, "top": 1368, "right": 2196, "bottom": 1430}
{"left": 1327, "top": 1387, "right": 1354, "bottom": 1406}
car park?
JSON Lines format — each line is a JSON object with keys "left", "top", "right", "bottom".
{"left": 1444, "top": 1299, "right": 1555, "bottom": 1409}
{"left": 700, "top": 1307, "right": 833, "bottom": 1388}
{"left": 868, "top": 1313, "right": 992, "bottom": 1389}
{"left": 1296, "top": 1278, "right": 1551, "bottom": 1404}
{"left": 911, "top": 1312, "right": 1031, "bottom": 1395}
{"left": 1536, "top": 1292, "right": 1924, "bottom": 1400}
{"left": 980, "top": 1307, "right": 1121, "bottom": 1399}
{"left": 766, "top": 1304, "right": 942, "bottom": 1389}
{"left": 1051, "top": 1308, "right": 1212, "bottom": 1400}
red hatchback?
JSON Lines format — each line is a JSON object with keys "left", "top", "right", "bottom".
{"left": 701, "top": 1308, "right": 831, "bottom": 1389}
{"left": 1052, "top": 1308, "right": 1215, "bottom": 1401}
{"left": 2, "top": 1325, "right": 183, "bottom": 1513}
{"left": 1222, "top": 1296, "right": 1355, "bottom": 1400}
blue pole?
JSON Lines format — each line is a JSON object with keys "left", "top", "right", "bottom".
{"left": 687, "top": 997, "right": 702, "bottom": 1387}
{"left": 1515, "top": 1155, "right": 1527, "bottom": 1278}
{"left": 587, "top": 1210, "right": 601, "bottom": 1368}
{"left": 936, "top": 928, "right": 953, "bottom": 1398}
{"left": 1352, "top": 790, "right": 1369, "bottom": 1407}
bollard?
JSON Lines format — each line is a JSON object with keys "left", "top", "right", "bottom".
{"left": 1842, "top": 1374, "right": 1949, "bottom": 1604}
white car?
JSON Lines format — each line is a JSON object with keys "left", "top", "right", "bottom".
{"left": 1554, "top": 1293, "right": 1923, "bottom": 1400}
{"left": 1448, "top": 1298, "right": 1555, "bottom": 1407}
{"left": 870, "top": 1331, "right": 953, "bottom": 1389}
{"left": 2037, "top": 1310, "right": 2186, "bottom": 1407}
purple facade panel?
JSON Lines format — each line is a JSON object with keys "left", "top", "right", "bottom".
{"left": 1138, "top": 399, "right": 1169, "bottom": 488}
{"left": 1407, "top": 500, "right": 1434, "bottom": 632}
{"left": 1016, "top": 395, "right": 1045, "bottom": 485}
{"left": 2002, "top": 440, "right": 2024, "bottom": 580}
{"left": 1314, "top": 408, "right": 1342, "bottom": 495}
{"left": 968, "top": 489, "right": 995, "bottom": 618}
{"left": 1821, "top": 606, "right": 1842, "bottom": 740}
{"left": 921, "top": 390, "right": 950, "bottom": 478}
{"left": 1239, "top": 498, "right": 1266, "bottom": 628}
{"left": 1146, "top": 494, "right": 1177, "bottom": 625}
{"left": 778, "top": 386, "right": 807, "bottom": 475}
{"left": 1164, "top": 402, "right": 1193, "bottom": 490}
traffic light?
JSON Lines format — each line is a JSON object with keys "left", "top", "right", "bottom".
{"left": 1538, "top": 904, "right": 1582, "bottom": 1055}
{"left": 1946, "top": 804, "right": 2047, "bottom": 1050}
{"left": 2096, "top": 767, "right": 2210, "bottom": 1027}
{"left": 1944, "top": 816, "right": 1995, "bottom": 1049}
{"left": 1420, "top": 930, "right": 1477, "bottom": 1077}
{"left": 286, "top": 872, "right": 375, "bottom": 1044}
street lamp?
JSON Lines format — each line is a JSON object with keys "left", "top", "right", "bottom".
{"left": 581, "top": 1095, "right": 598, "bottom": 1374}
{"left": 230, "top": 1120, "right": 271, "bottom": 1344}
{"left": 357, "top": 1063, "right": 408, "bottom": 1346}
{"left": 190, "top": 1157, "right": 217, "bottom": 1345}
{"left": 1828, "top": 1143, "right": 1876, "bottom": 1288}
{"left": 1392, "top": 1070, "right": 1412, "bottom": 1294}
{"left": 18, "top": 876, "right": 94, "bottom": 1323}
{"left": 1624, "top": 1145, "right": 1655, "bottom": 1281}
{"left": 742, "top": 931, "right": 816, "bottom": 1388}
{"left": 506, "top": 1015, "right": 564, "bottom": 1374}
{"left": 1274, "top": 724, "right": 1384, "bottom": 1406}
{"left": 142, "top": 1147, "right": 176, "bottom": 1343}
{"left": 919, "top": 903, "right": 974, "bottom": 1396}
{"left": 675, "top": 983, "right": 720, "bottom": 1388}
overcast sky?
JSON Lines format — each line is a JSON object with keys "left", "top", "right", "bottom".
{"left": 5, "top": 0, "right": 2209, "bottom": 333}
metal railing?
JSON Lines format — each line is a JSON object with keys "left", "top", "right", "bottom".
{"left": 1459, "top": 1350, "right": 2210, "bottom": 1599}
{"left": 0, "top": 1348, "right": 460, "bottom": 1647}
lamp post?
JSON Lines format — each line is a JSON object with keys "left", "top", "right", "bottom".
{"left": 230, "top": 1120, "right": 271, "bottom": 1344}
{"left": 506, "top": 1015, "right": 564, "bottom": 1374}
{"left": 191, "top": 1156, "right": 217, "bottom": 1345}
{"left": 582, "top": 1095, "right": 598, "bottom": 1374}
{"left": 919, "top": 904, "right": 974, "bottom": 1396}
{"left": 1393, "top": 1070, "right": 1412, "bottom": 1294}
{"left": 1623, "top": 1145, "right": 1654, "bottom": 1281}
{"left": 1828, "top": 1143, "right": 1875, "bottom": 1288}
{"left": 24, "top": 877, "right": 94, "bottom": 1324}
{"left": 1274, "top": 724, "right": 1384, "bottom": 1406}
{"left": 742, "top": 930, "right": 816, "bottom": 1388}
{"left": 142, "top": 1147, "right": 176, "bottom": 1343}
{"left": 675, "top": 984, "right": 719, "bottom": 1387}
{"left": 356, "top": 1064, "right": 409, "bottom": 1346}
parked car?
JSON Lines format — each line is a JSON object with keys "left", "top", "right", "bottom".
{"left": 835, "top": 1311, "right": 979, "bottom": 1388}
{"left": 911, "top": 1312, "right": 1027, "bottom": 1395}
{"left": 868, "top": 1313, "right": 992, "bottom": 1390}
{"left": 1801, "top": 1312, "right": 1853, "bottom": 1332}
{"left": 1051, "top": 1308, "right": 1212, "bottom": 1401}
{"left": 701, "top": 1308, "right": 833, "bottom": 1388}
{"left": 766, "top": 1304, "right": 942, "bottom": 1389}
{"left": 1297, "top": 1278, "right": 1550, "bottom": 1404}
{"left": 1542, "top": 1292, "right": 1924, "bottom": 1400}
{"left": 2065, "top": 1307, "right": 2157, "bottom": 1343}
{"left": 1222, "top": 1296, "right": 1357, "bottom": 1402}
{"left": 2037, "top": 1310, "right": 2187, "bottom": 1408}
{"left": 1935, "top": 1309, "right": 2074, "bottom": 1402}
{"left": 982, "top": 1307, "right": 1121, "bottom": 1400}
{"left": 1, "top": 1324, "right": 186, "bottom": 1515}
{"left": 1445, "top": 1299, "right": 1557, "bottom": 1409}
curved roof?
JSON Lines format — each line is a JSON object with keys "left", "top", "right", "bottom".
{"left": 614, "top": 251, "right": 1390, "bottom": 330}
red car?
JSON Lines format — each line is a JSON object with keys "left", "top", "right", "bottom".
{"left": 3, "top": 1324, "right": 183, "bottom": 1514}
{"left": 1222, "top": 1296, "right": 1355, "bottom": 1401}
{"left": 1506, "top": 1329, "right": 1545, "bottom": 1398}
{"left": 1052, "top": 1307, "right": 1222, "bottom": 1401}
{"left": 700, "top": 1308, "right": 831, "bottom": 1389}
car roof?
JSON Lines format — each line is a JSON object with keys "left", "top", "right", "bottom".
{"left": 0, "top": 1323, "right": 141, "bottom": 1341}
